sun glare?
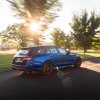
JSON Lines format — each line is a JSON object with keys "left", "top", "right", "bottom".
{"left": 30, "top": 22, "right": 40, "bottom": 32}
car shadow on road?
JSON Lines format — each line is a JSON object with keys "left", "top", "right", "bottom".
{"left": 19, "top": 67, "right": 100, "bottom": 99}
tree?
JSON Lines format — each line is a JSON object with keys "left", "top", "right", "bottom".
{"left": 92, "top": 33, "right": 100, "bottom": 51}
{"left": 92, "top": 37, "right": 100, "bottom": 51}
{"left": 0, "top": 38, "right": 18, "bottom": 50}
{"left": 0, "top": 24, "right": 43, "bottom": 47}
{"left": 1, "top": 24, "right": 28, "bottom": 47}
{"left": 0, "top": 38, "right": 8, "bottom": 50}
{"left": 64, "top": 34, "right": 73, "bottom": 52}
{"left": 70, "top": 10, "right": 100, "bottom": 54}
{"left": 7, "top": 0, "right": 61, "bottom": 30}
{"left": 72, "top": 39, "right": 80, "bottom": 50}
{"left": 51, "top": 28, "right": 73, "bottom": 51}
{"left": 51, "top": 28, "right": 64, "bottom": 46}
{"left": 5, "top": 0, "right": 61, "bottom": 48}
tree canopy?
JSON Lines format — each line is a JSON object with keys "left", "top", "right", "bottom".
{"left": 2, "top": 0, "right": 61, "bottom": 48}
{"left": 70, "top": 10, "right": 100, "bottom": 53}
{"left": 0, "top": 24, "right": 43, "bottom": 47}
{"left": 51, "top": 28, "right": 73, "bottom": 51}
{"left": 7, "top": 0, "right": 61, "bottom": 30}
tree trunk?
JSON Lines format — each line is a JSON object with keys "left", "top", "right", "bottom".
{"left": 83, "top": 48, "right": 87, "bottom": 55}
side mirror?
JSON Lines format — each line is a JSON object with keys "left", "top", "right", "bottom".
{"left": 67, "top": 51, "right": 70, "bottom": 54}
{"left": 66, "top": 49, "right": 70, "bottom": 54}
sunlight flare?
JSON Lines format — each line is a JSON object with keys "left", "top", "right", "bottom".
{"left": 29, "top": 22, "right": 40, "bottom": 32}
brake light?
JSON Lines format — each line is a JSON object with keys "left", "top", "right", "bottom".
{"left": 23, "top": 57, "right": 32, "bottom": 61}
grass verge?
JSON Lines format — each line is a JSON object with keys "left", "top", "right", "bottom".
{"left": 71, "top": 50, "right": 100, "bottom": 59}
{"left": 0, "top": 54, "right": 14, "bottom": 69}
{"left": 0, "top": 49, "right": 16, "bottom": 69}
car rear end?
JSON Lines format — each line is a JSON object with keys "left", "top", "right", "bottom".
{"left": 12, "top": 48, "right": 32, "bottom": 71}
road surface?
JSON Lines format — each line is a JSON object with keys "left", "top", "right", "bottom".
{"left": 0, "top": 58, "right": 100, "bottom": 100}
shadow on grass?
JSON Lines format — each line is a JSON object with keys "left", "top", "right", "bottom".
{"left": 82, "top": 56, "right": 100, "bottom": 64}
{"left": 86, "top": 57, "right": 100, "bottom": 64}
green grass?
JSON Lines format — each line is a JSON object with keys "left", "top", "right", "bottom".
{"left": 0, "top": 49, "right": 16, "bottom": 69}
{"left": 71, "top": 50, "right": 100, "bottom": 59}
{"left": 0, "top": 54, "right": 14, "bottom": 69}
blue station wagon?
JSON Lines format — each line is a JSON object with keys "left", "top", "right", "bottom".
{"left": 12, "top": 46, "right": 82, "bottom": 75}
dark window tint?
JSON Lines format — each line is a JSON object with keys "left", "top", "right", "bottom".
{"left": 31, "top": 47, "right": 44, "bottom": 55}
{"left": 46, "top": 48, "right": 51, "bottom": 54}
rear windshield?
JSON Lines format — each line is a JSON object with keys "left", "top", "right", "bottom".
{"left": 16, "top": 49, "right": 30, "bottom": 56}
{"left": 16, "top": 47, "right": 44, "bottom": 56}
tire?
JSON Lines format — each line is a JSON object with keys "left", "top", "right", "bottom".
{"left": 42, "top": 61, "right": 53, "bottom": 75}
{"left": 74, "top": 58, "right": 82, "bottom": 68}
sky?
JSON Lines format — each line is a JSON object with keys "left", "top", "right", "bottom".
{"left": 0, "top": 0, "right": 22, "bottom": 31}
{"left": 0, "top": 0, "right": 100, "bottom": 34}
{"left": 51, "top": 0, "right": 100, "bottom": 33}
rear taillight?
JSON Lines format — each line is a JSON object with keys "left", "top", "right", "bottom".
{"left": 22, "top": 57, "right": 32, "bottom": 61}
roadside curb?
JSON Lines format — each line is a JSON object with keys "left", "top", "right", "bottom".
{"left": 0, "top": 68, "right": 13, "bottom": 73}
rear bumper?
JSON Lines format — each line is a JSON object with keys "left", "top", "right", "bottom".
{"left": 12, "top": 64, "right": 28, "bottom": 71}
{"left": 12, "top": 67, "right": 27, "bottom": 71}
{"left": 12, "top": 64, "right": 41, "bottom": 71}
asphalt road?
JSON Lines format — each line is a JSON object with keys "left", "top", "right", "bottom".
{"left": 0, "top": 58, "right": 100, "bottom": 100}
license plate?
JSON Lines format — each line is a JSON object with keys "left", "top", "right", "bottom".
{"left": 16, "top": 58, "right": 23, "bottom": 62}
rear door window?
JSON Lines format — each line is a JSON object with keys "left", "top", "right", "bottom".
{"left": 31, "top": 47, "right": 44, "bottom": 55}
{"left": 46, "top": 48, "right": 51, "bottom": 54}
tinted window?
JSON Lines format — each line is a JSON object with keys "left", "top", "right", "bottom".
{"left": 49, "top": 47, "right": 58, "bottom": 54}
{"left": 58, "top": 47, "right": 67, "bottom": 54}
{"left": 46, "top": 48, "right": 51, "bottom": 54}
{"left": 31, "top": 47, "right": 44, "bottom": 55}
